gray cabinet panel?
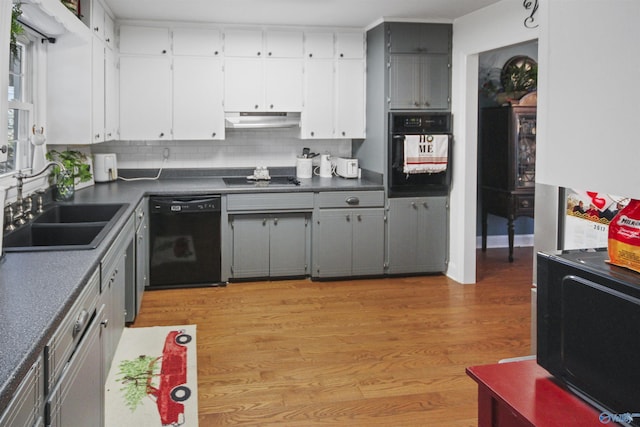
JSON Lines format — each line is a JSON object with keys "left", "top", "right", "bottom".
{"left": 352, "top": 208, "right": 386, "bottom": 276}
{"left": 388, "top": 197, "right": 448, "bottom": 274}
{"left": 0, "top": 355, "right": 43, "bottom": 427}
{"left": 227, "top": 192, "right": 313, "bottom": 211}
{"left": 231, "top": 214, "right": 271, "bottom": 278}
{"left": 315, "top": 209, "right": 353, "bottom": 277}
{"left": 231, "top": 213, "right": 308, "bottom": 278}
{"left": 314, "top": 207, "right": 385, "bottom": 278}
{"left": 387, "top": 22, "right": 451, "bottom": 54}
{"left": 316, "top": 191, "right": 384, "bottom": 208}
{"left": 269, "top": 214, "right": 308, "bottom": 277}
{"left": 389, "top": 54, "right": 450, "bottom": 110}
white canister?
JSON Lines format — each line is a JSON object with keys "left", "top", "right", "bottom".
{"left": 296, "top": 157, "right": 313, "bottom": 178}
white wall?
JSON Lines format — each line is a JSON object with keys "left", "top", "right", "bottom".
{"left": 449, "top": 0, "right": 539, "bottom": 284}
{"left": 537, "top": 0, "right": 640, "bottom": 200}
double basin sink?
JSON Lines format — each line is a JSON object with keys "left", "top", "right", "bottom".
{"left": 3, "top": 203, "right": 129, "bottom": 252}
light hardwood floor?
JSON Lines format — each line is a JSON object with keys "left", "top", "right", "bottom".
{"left": 132, "top": 247, "right": 534, "bottom": 426}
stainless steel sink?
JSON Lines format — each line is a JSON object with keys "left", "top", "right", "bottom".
{"left": 3, "top": 203, "right": 128, "bottom": 252}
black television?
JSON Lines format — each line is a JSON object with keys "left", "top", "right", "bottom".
{"left": 537, "top": 249, "right": 640, "bottom": 426}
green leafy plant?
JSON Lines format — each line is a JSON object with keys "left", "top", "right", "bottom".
{"left": 10, "top": 3, "right": 24, "bottom": 59}
{"left": 501, "top": 60, "right": 537, "bottom": 94}
{"left": 46, "top": 149, "right": 93, "bottom": 187}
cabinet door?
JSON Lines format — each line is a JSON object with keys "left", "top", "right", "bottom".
{"left": 173, "top": 27, "right": 222, "bottom": 56}
{"left": 104, "top": 48, "right": 118, "bottom": 141}
{"left": 419, "top": 54, "right": 450, "bottom": 110}
{"left": 388, "top": 23, "right": 450, "bottom": 54}
{"left": 119, "top": 56, "right": 172, "bottom": 140}
{"left": 416, "top": 197, "right": 448, "bottom": 272}
{"left": 304, "top": 32, "right": 334, "bottom": 59}
{"left": 46, "top": 307, "right": 104, "bottom": 427}
{"left": 336, "top": 32, "right": 364, "bottom": 59}
{"left": 315, "top": 210, "right": 353, "bottom": 277}
{"left": 301, "top": 60, "right": 334, "bottom": 138}
{"left": 231, "top": 215, "right": 270, "bottom": 278}
{"left": 224, "top": 57, "right": 263, "bottom": 111}
{"left": 265, "top": 58, "right": 303, "bottom": 111}
{"left": 103, "top": 13, "right": 115, "bottom": 49}
{"left": 387, "top": 198, "right": 420, "bottom": 274}
{"left": 91, "top": 38, "right": 105, "bottom": 143}
{"left": 224, "top": 28, "right": 263, "bottom": 57}
{"left": 389, "top": 55, "right": 420, "bottom": 109}
{"left": 352, "top": 208, "right": 385, "bottom": 276}
{"left": 174, "top": 57, "right": 225, "bottom": 139}
{"left": 90, "top": 0, "right": 105, "bottom": 41}
{"left": 335, "top": 60, "right": 365, "bottom": 138}
{"left": 269, "top": 214, "right": 308, "bottom": 277}
{"left": 265, "top": 30, "right": 303, "bottom": 58}
{"left": 119, "top": 25, "right": 170, "bottom": 55}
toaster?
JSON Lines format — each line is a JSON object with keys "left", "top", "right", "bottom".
{"left": 336, "top": 157, "right": 359, "bottom": 178}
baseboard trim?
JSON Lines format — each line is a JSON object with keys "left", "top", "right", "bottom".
{"left": 476, "top": 234, "right": 534, "bottom": 249}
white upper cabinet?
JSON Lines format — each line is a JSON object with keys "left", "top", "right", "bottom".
{"left": 224, "top": 28, "right": 263, "bottom": 57}
{"left": 173, "top": 28, "right": 222, "bottom": 56}
{"left": 119, "top": 25, "right": 170, "bottom": 55}
{"left": 119, "top": 56, "right": 172, "bottom": 140}
{"left": 173, "top": 57, "right": 225, "bottom": 140}
{"left": 304, "top": 32, "right": 334, "bottom": 59}
{"left": 336, "top": 32, "right": 364, "bottom": 59}
{"left": 223, "top": 29, "right": 303, "bottom": 112}
{"left": 301, "top": 30, "right": 366, "bottom": 139}
{"left": 264, "top": 30, "right": 303, "bottom": 58}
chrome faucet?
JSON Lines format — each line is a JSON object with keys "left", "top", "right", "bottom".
{"left": 12, "top": 161, "right": 66, "bottom": 227}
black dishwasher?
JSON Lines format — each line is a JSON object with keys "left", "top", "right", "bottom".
{"left": 148, "top": 195, "right": 222, "bottom": 288}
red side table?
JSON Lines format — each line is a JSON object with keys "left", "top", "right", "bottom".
{"left": 466, "top": 359, "right": 604, "bottom": 427}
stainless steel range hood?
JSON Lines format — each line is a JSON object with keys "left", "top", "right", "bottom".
{"left": 225, "top": 112, "right": 301, "bottom": 129}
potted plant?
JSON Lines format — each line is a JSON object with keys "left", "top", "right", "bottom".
{"left": 496, "top": 56, "right": 538, "bottom": 105}
{"left": 46, "top": 150, "right": 93, "bottom": 201}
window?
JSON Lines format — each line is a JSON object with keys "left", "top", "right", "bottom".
{"left": 4, "top": 36, "right": 33, "bottom": 175}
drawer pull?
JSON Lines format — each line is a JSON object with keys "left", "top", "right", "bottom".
{"left": 73, "top": 310, "right": 89, "bottom": 338}
{"left": 346, "top": 197, "right": 360, "bottom": 206}
{"left": 520, "top": 200, "right": 530, "bottom": 208}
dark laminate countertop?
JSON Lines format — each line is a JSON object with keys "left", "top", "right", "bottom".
{"left": 0, "top": 169, "right": 383, "bottom": 412}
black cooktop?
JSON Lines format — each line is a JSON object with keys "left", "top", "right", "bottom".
{"left": 223, "top": 176, "right": 300, "bottom": 187}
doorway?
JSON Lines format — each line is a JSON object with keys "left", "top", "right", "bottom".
{"left": 476, "top": 41, "right": 538, "bottom": 275}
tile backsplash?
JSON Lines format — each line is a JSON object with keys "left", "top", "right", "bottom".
{"left": 90, "top": 128, "right": 352, "bottom": 169}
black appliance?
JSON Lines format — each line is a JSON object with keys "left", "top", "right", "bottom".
{"left": 388, "top": 112, "right": 453, "bottom": 197}
{"left": 148, "top": 195, "right": 222, "bottom": 288}
{"left": 537, "top": 249, "right": 640, "bottom": 424}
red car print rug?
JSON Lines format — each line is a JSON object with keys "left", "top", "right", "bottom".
{"left": 105, "top": 325, "right": 198, "bottom": 426}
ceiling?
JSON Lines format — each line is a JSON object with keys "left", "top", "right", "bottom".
{"left": 102, "top": 0, "right": 502, "bottom": 28}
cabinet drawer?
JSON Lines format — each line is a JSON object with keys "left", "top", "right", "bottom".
{"left": 45, "top": 269, "right": 100, "bottom": 393}
{"left": 514, "top": 195, "right": 535, "bottom": 213}
{"left": 316, "top": 191, "right": 384, "bottom": 208}
{"left": 227, "top": 192, "right": 314, "bottom": 211}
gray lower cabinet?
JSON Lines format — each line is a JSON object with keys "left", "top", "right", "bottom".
{"left": 313, "top": 191, "right": 386, "bottom": 278}
{"left": 387, "top": 196, "right": 448, "bottom": 274}
{"left": 127, "top": 198, "right": 148, "bottom": 322}
{"left": 230, "top": 213, "right": 309, "bottom": 278}
{"left": 46, "top": 305, "right": 104, "bottom": 427}
{"left": 0, "top": 354, "right": 44, "bottom": 427}
{"left": 101, "top": 215, "right": 134, "bottom": 381}
{"left": 314, "top": 208, "right": 385, "bottom": 278}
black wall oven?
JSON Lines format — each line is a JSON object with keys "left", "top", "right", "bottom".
{"left": 388, "top": 112, "right": 453, "bottom": 197}
{"left": 148, "top": 195, "right": 222, "bottom": 288}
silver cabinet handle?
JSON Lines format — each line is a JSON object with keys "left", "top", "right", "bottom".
{"left": 273, "top": 217, "right": 278, "bottom": 225}
{"left": 357, "top": 214, "right": 362, "bottom": 221}
{"left": 346, "top": 197, "right": 360, "bottom": 205}
{"left": 346, "top": 214, "right": 351, "bottom": 222}
{"left": 73, "top": 309, "right": 89, "bottom": 338}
